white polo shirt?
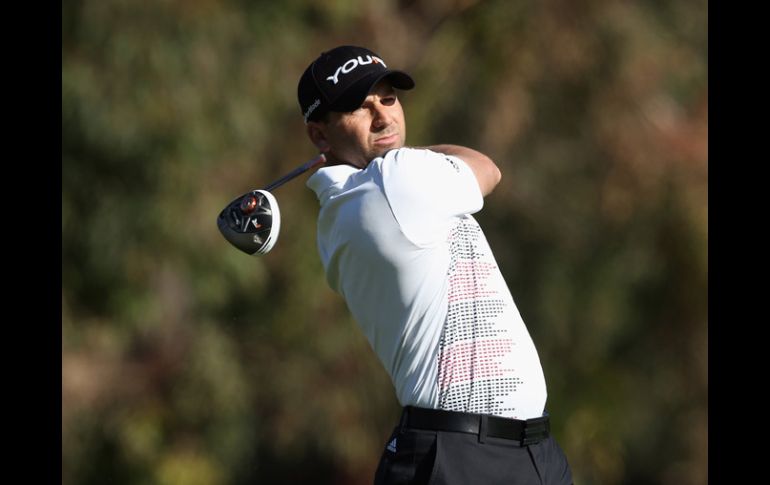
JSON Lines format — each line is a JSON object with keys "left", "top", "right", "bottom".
{"left": 307, "top": 147, "right": 547, "bottom": 419}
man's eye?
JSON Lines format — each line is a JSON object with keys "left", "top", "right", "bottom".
{"left": 381, "top": 96, "right": 396, "bottom": 106}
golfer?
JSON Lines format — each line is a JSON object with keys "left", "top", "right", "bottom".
{"left": 299, "top": 45, "right": 573, "bottom": 485}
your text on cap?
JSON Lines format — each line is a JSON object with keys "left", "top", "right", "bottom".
{"left": 326, "top": 55, "right": 387, "bottom": 85}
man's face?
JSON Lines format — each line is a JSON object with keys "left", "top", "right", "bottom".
{"left": 312, "top": 80, "right": 406, "bottom": 168}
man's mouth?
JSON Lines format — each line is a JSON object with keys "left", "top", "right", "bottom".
{"left": 374, "top": 133, "right": 399, "bottom": 145}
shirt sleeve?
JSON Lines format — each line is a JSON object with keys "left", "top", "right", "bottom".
{"left": 381, "top": 147, "right": 484, "bottom": 247}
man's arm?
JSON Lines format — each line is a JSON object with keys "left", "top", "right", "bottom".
{"left": 423, "top": 145, "right": 502, "bottom": 197}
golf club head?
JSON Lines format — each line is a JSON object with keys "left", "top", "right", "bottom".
{"left": 217, "top": 189, "right": 281, "bottom": 255}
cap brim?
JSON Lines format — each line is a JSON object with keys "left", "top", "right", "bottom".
{"left": 329, "top": 70, "right": 415, "bottom": 113}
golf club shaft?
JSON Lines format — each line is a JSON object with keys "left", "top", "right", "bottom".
{"left": 264, "top": 154, "right": 326, "bottom": 192}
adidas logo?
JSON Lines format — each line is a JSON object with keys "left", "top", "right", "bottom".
{"left": 386, "top": 438, "right": 397, "bottom": 453}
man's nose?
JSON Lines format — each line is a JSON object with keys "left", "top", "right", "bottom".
{"left": 372, "top": 104, "right": 392, "bottom": 129}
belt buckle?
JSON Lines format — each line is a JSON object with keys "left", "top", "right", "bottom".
{"left": 520, "top": 417, "right": 549, "bottom": 446}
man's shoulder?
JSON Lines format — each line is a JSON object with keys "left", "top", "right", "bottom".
{"left": 382, "top": 146, "right": 435, "bottom": 161}
{"left": 376, "top": 146, "right": 447, "bottom": 169}
{"left": 378, "top": 147, "right": 465, "bottom": 178}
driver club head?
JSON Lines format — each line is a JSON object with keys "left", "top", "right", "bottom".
{"left": 217, "top": 189, "right": 281, "bottom": 256}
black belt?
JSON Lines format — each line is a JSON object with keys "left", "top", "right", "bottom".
{"left": 400, "top": 406, "right": 550, "bottom": 446}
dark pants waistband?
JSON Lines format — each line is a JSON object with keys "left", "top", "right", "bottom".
{"left": 400, "top": 406, "right": 550, "bottom": 445}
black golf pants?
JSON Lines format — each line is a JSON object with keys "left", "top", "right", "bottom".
{"left": 373, "top": 426, "right": 573, "bottom": 485}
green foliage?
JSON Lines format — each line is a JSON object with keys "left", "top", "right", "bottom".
{"left": 63, "top": 1, "right": 707, "bottom": 483}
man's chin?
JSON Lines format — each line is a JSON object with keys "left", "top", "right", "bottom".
{"left": 367, "top": 149, "right": 391, "bottom": 161}
{"left": 371, "top": 142, "right": 404, "bottom": 160}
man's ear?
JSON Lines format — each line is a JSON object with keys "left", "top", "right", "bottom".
{"left": 306, "top": 122, "right": 331, "bottom": 153}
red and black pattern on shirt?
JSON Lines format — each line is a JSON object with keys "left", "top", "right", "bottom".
{"left": 437, "top": 218, "right": 521, "bottom": 416}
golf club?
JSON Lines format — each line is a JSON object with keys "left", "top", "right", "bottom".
{"left": 217, "top": 153, "right": 326, "bottom": 255}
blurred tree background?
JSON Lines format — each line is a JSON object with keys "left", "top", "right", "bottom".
{"left": 62, "top": 0, "right": 707, "bottom": 484}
